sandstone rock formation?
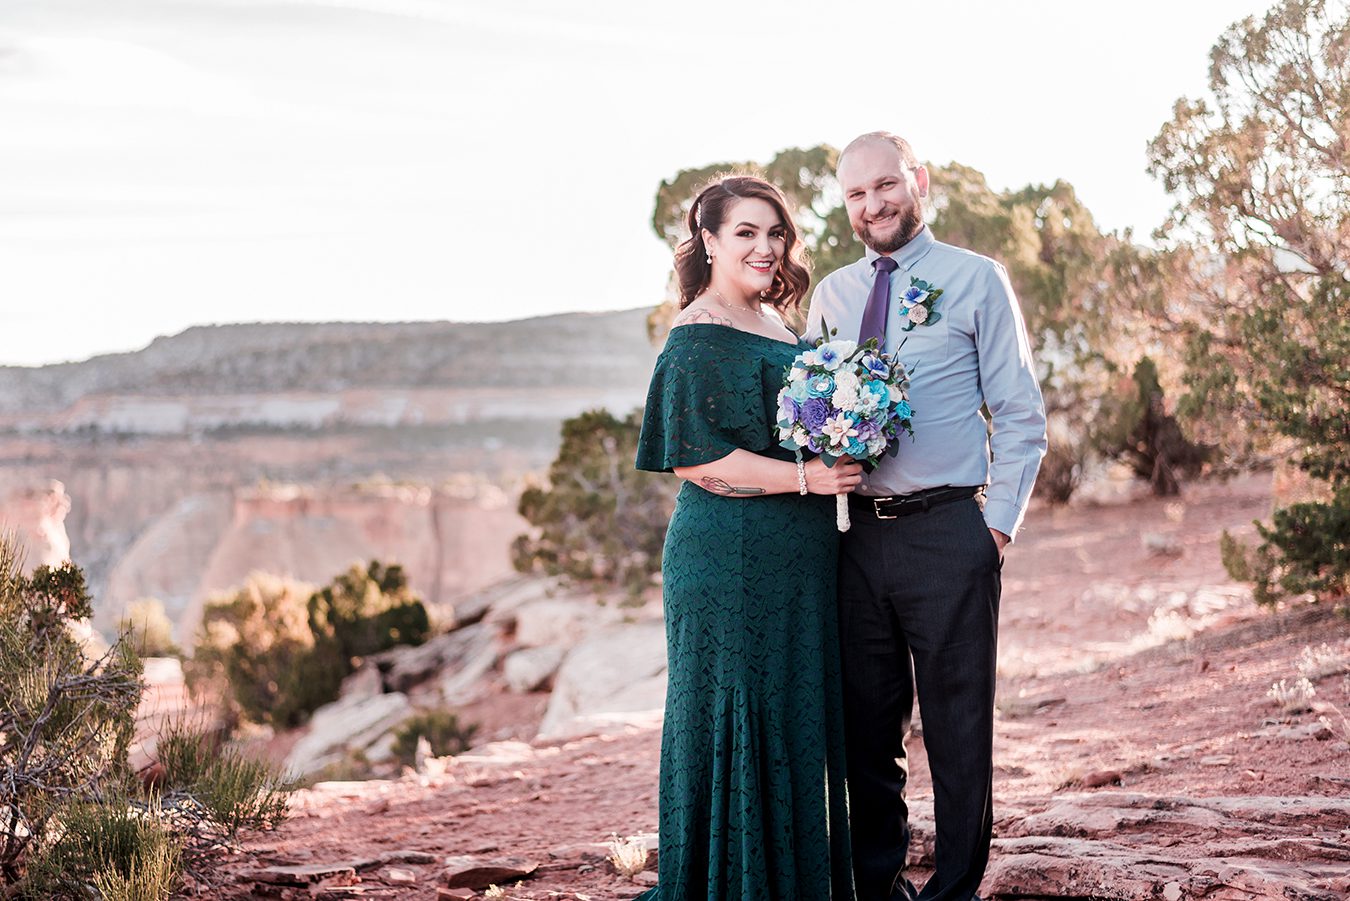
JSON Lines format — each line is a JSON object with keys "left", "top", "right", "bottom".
{"left": 981, "top": 792, "right": 1350, "bottom": 899}
{"left": 0, "top": 309, "right": 661, "bottom": 641}
{"left": 0, "top": 479, "right": 71, "bottom": 569}
{"left": 537, "top": 621, "right": 668, "bottom": 740}
{"left": 180, "top": 482, "right": 523, "bottom": 639}
{"left": 284, "top": 691, "right": 415, "bottom": 779}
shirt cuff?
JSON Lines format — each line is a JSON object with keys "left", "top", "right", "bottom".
{"left": 982, "top": 497, "right": 1024, "bottom": 543}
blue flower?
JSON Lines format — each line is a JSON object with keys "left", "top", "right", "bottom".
{"left": 862, "top": 355, "right": 890, "bottom": 380}
{"left": 845, "top": 438, "right": 868, "bottom": 458}
{"left": 816, "top": 345, "right": 843, "bottom": 370}
{"left": 893, "top": 399, "right": 912, "bottom": 420}
{"left": 786, "top": 380, "right": 811, "bottom": 402}
{"left": 807, "top": 374, "right": 835, "bottom": 398}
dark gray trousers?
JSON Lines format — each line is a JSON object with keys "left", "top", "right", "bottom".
{"left": 838, "top": 496, "right": 1001, "bottom": 901}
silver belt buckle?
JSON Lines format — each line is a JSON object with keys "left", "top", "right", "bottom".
{"left": 873, "top": 497, "right": 898, "bottom": 520}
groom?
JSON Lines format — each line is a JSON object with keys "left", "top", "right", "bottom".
{"left": 807, "top": 132, "right": 1047, "bottom": 900}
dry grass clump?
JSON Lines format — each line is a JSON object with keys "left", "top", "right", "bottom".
{"left": 607, "top": 832, "right": 650, "bottom": 878}
{"left": 1267, "top": 677, "right": 1316, "bottom": 714}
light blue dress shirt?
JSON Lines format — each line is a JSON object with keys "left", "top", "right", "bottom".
{"left": 806, "top": 226, "right": 1047, "bottom": 540}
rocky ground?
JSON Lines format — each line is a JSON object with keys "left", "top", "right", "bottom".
{"left": 163, "top": 474, "right": 1349, "bottom": 900}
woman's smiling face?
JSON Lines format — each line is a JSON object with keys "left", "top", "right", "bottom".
{"left": 703, "top": 197, "right": 785, "bottom": 299}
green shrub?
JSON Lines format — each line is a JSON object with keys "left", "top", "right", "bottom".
{"left": 514, "top": 409, "right": 676, "bottom": 595}
{"left": 118, "top": 598, "right": 180, "bottom": 658}
{"left": 189, "top": 563, "right": 432, "bottom": 730}
{"left": 1223, "top": 489, "right": 1350, "bottom": 606}
{"left": 0, "top": 539, "right": 142, "bottom": 885}
{"left": 390, "top": 711, "right": 478, "bottom": 765}
{"left": 308, "top": 561, "right": 431, "bottom": 661}
{"left": 1092, "top": 356, "right": 1211, "bottom": 496}
{"left": 0, "top": 536, "right": 288, "bottom": 898}
{"left": 155, "top": 724, "right": 288, "bottom": 858}
{"left": 22, "top": 796, "right": 180, "bottom": 901}
{"left": 187, "top": 573, "right": 334, "bottom": 729}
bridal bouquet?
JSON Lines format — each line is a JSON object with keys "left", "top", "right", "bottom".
{"left": 775, "top": 326, "right": 914, "bottom": 531}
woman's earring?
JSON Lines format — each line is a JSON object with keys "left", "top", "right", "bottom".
{"left": 706, "top": 252, "right": 712, "bottom": 265}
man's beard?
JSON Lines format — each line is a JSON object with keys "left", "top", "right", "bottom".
{"left": 858, "top": 203, "right": 923, "bottom": 254}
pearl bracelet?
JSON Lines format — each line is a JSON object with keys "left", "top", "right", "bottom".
{"left": 796, "top": 458, "right": 808, "bottom": 495}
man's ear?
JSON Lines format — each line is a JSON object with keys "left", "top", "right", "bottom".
{"left": 914, "top": 165, "right": 930, "bottom": 199}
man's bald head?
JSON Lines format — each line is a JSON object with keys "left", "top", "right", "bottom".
{"left": 839, "top": 132, "right": 920, "bottom": 171}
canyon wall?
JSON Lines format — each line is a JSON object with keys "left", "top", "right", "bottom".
{"left": 0, "top": 309, "right": 661, "bottom": 640}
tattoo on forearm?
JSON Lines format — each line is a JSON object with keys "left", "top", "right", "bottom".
{"left": 699, "top": 477, "right": 766, "bottom": 496}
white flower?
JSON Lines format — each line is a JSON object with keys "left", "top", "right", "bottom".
{"left": 888, "top": 384, "right": 906, "bottom": 403}
{"left": 821, "top": 413, "right": 858, "bottom": 448}
{"left": 867, "top": 436, "right": 888, "bottom": 456}
{"left": 789, "top": 365, "right": 810, "bottom": 382}
{"left": 832, "top": 384, "right": 860, "bottom": 412}
{"left": 833, "top": 370, "right": 860, "bottom": 393}
{"left": 791, "top": 426, "right": 810, "bottom": 447}
{"left": 826, "top": 338, "right": 857, "bottom": 358}
{"left": 907, "top": 304, "right": 929, "bottom": 325}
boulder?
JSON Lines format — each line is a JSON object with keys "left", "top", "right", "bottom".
{"left": 370, "top": 621, "right": 503, "bottom": 695}
{"left": 456, "top": 576, "right": 558, "bottom": 628}
{"left": 513, "top": 597, "right": 619, "bottom": 648}
{"left": 284, "top": 691, "right": 413, "bottom": 778}
{"left": 432, "top": 623, "right": 504, "bottom": 705}
{"left": 503, "top": 645, "right": 566, "bottom": 693}
{"left": 441, "top": 855, "right": 538, "bottom": 889}
{"left": 536, "top": 621, "right": 667, "bottom": 740}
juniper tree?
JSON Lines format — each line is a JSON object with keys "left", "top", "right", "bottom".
{"left": 1148, "top": 0, "right": 1349, "bottom": 602}
{"left": 513, "top": 409, "right": 676, "bottom": 595}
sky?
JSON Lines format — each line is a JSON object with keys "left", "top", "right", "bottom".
{"left": 0, "top": 0, "right": 1275, "bottom": 367}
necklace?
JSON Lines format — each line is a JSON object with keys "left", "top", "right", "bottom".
{"left": 711, "top": 289, "right": 767, "bottom": 318}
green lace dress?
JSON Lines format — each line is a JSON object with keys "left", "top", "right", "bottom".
{"left": 634, "top": 324, "right": 854, "bottom": 901}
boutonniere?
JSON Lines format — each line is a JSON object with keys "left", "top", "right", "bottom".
{"left": 899, "top": 277, "right": 944, "bottom": 331}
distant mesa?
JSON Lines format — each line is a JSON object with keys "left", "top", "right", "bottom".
{"left": 0, "top": 309, "right": 661, "bottom": 643}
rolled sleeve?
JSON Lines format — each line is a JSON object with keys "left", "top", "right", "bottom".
{"left": 975, "top": 262, "right": 1047, "bottom": 541}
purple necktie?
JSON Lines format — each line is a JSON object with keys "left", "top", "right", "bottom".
{"left": 858, "top": 256, "right": 899, "bottom": 346}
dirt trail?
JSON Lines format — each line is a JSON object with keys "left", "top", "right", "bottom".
{"left": 203, "top": 475, "right": 1350, "bottom": 899}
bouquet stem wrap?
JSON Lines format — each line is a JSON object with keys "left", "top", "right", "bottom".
{"left": 836, "top": 493, "right": 850, "bottom": 532}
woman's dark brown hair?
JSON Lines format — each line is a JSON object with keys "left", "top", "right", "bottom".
{"left": 673, "top": 175, "right": 812, "bottom": 310}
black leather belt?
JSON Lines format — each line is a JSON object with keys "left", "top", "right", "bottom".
{"left": 849, "top": 485, "right": 983, "bottom": 520}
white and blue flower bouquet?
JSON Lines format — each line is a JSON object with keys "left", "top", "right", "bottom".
{"left": 776, "top": 326, "right": 914, "bottom": 531}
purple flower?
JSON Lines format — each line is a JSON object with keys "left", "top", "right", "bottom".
{"left": 854, "top": 416, "right": 881, "bottom": 441}
{"left": 903, "top": 285, "right": 926, "bottom": 303}
{"left": 777, "top": 394, "right": 801, "bottom": 425}
{"left": 801, "top": 397, "right": 830, "bottom": 431}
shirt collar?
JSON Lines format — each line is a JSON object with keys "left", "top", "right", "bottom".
{"left": 864, "top": 225, "right": 935, "bottom": 272}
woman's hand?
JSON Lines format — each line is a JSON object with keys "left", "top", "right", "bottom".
{"left": 804, "top": 456, "right": 864, "bottom": 495}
